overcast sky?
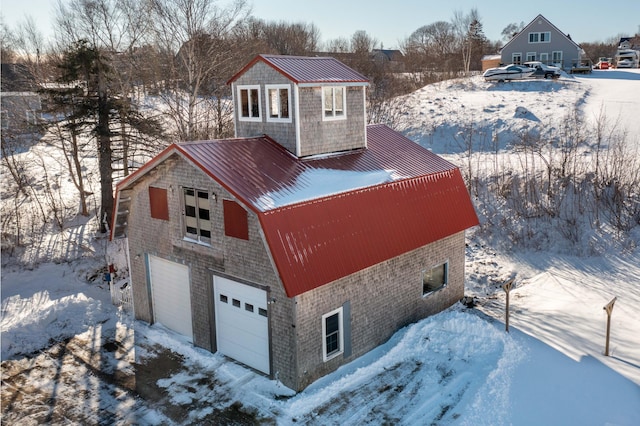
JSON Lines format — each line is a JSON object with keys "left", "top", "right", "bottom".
{"left": 2, "top": 0, "right": 639, "bottom": 49}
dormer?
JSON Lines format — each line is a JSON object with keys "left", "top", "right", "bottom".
{"left": 227, "top": 54, "right": 369, "bottom": 158}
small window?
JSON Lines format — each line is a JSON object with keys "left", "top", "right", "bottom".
{"left": 1, "top": 110, "right": 8, "bottom": 130}
{"left": 322, "top": 86, "right": 346, "bottom": 120}
{"left": 220, "top": 294, "right": 228, "bottom": 303}
{"left": 258, "top": 308, "right": 268, "bottom": 317}
{"left": 422, "top": 262, "right": 448, "bottom": 296}
{"left": 183, "top": 187, "right": 211, "bottom": 243}
{"left": 322, "top": 307, "right": 344, "bottom": 361}
{"left": 232, "top": 299, "right": 241, "bottom": 308}
{"left": 238, "top": 85, "right": 261, "bottom": 121}
{"left": 552, "top": 51, "right": 563, "bottom": 63}
{"left": 526, "top": 52, "right": 536, "bottom": 62}
{"left": 512, "top": 53, "right": 522, "bottom": 65}
{"left": 245, "top": 303, "right": 254, "bottom": 312}
{"left": 266, "top": 85, "right": 291, "bottom": 122}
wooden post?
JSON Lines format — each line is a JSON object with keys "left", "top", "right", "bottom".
{"left": 502, "top": 278, "right": 514, "bottom": 333}
{"left": 603, "top": 297, "right": 616, "bottom": 356}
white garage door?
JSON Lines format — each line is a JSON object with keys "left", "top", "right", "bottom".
{"left": 149, "top": 255, "right": 193, "bottom": 342}
{"left": 213, "top": 276, "right": 269, "bottom": 374}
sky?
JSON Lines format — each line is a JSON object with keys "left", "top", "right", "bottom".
{"left": 2, "top": 0, "right": 639, "bottom": 49}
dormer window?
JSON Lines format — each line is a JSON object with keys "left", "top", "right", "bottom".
{"left": 238, "top": 85, "right": 261, "bottom": 121}
{"left": 322, "top": 86, "right": 346, "bottom": 121}
{"left": 266, "top": 84, "right": 291, "bottom": 122}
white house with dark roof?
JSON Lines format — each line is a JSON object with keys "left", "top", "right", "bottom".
{"left": 110, "top": 54, "right": 478, "bottom": 391}
{"left": 500, "top": 14, "right": 587, "bottom": 70}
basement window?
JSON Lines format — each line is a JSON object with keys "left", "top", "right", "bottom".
{"left": 422, "top": 261, "right": 448, "bottom": 296}
{"left": 322, "top": 307, "right": 344, "bottom": 361}
{"left": 322, "top": 86, "right": 346, "bottom": 120}
{"left": 238, "top": 85, "right": 261, "bottom": 121}
{"left": 183, "top": 187, "right": 211, "bottom": 243}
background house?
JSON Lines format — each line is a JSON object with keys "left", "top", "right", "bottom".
{"left": 1, "top": 63, "right": 41, "bottom": 137}
{"left": 500, "top": 15, "right": 586, "bottom": 70}
{"left": 111, "top": 54, "right": 478, "bottom": 391}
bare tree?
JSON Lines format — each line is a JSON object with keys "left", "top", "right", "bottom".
{"left": 451, "top": 8, "right": 482, "bottom": 73}
{"left": 149, "top": 0, "right": 250, "bottom": 141}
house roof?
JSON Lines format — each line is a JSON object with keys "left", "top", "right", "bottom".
{"left": 501, "top": 14, "right": 582, "bottom": 52}
{"left": 114, "top": 124, "right": 478, "bottom": 297}
{"left": 227, "top": 54, "right": 369, "bottom": 85}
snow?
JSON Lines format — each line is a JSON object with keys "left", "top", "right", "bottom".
{"left": 2, "top": 69, "right": 640, "bottom": 424}
{"left": 255, "top": 167, "right": 403, "bottom": 210}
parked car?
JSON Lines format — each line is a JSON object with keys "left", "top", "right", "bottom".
{"left": 594, "top": 58, "right": 610, "bottom": 69}
{"left": 483, "top": 64, "right": 535, "bottom": 82}
{"left": 615, "top": 57, "right": 637, "bottom": 68}
{"left": 522, "top": 61, "right": 561, "bottom": 79}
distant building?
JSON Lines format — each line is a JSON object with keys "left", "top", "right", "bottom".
{"left": 500, "top": 14, "right": 588, "bottom": 70}
{"left": 1, "top": 64, "right": 41, "bottom": 136}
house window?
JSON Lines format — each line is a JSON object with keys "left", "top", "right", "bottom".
{"left": 149, "top": 187, "right": 169, "bottom": 220}
{"left": 266, "top": 85, "right": 291, "bottom": 122}
{"left": 529, "top": 32, "right": 550, "bottom": 43}
{"left": 322, "top": 86, "right": 346, "bottom": 120}
{"left": 322, "top": 307, "right": 344, "bottom": 361}
{"left": 26, "top": 110, "right": 37, "bottom": 125}
{"left": 552, "top": 51, "right": 563, "bottom": 64}
{"left": 422, "top": 261, "right": 448, "bottom": 296}
{"left": 526, "top": 52, "right": 536, "bottom": 62}
{"left": 237, "top": 85, "right": 261, "bottom": 121}
{"left": 540, "top": 53, "right": 549, "bottom": 64}
{"left": 1, "top": 110, "right": 8, "bottom": 130}
{"left": 183, "top": 187, "right": 211, "bottom": 243}
{"left": 512, "top": 53, "right": 522, "bottom": 64}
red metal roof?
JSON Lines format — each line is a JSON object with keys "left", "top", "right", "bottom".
{"left": 227, "top": 54, "right": 369, "bottom": 85}
{"left": 114, "top": 124, "right": 479, "bottom": 297}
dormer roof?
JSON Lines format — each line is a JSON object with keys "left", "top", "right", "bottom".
{"left": 227, "top": 54, "right": 369, "bottom": 86}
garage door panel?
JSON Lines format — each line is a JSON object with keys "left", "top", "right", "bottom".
{"left": 149, "top": 256, "right": 193, "bottom": 342}
{"left": 214, "top": 276, "right": 269, "bottom": 374}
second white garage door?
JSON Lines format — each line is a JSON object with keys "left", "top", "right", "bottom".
{"left": 213, "top": 276, "right": 269, "bottom": 374}
{"left": 148, "top": 255, "right": 193, "bottom": 342}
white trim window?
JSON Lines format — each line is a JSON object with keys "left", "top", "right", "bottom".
{"left": 512, "top": 53, "right": 522, "bottom": 64}
{"left": 1, "top": 110, "right": 8, "bottom": 130}
{"left": 540, "top": 53, "right": 549, "bottom": 64}
{"left": 265, "top": 84, "right": 291, "bottom": 122}
{"left": 552, "top": 51, "right": 563, "bottom": 64}
{"left": 183, "top": 187, "right": 212, "bottom": 243}
{"left": 422, "top": 261, "right": 448, "bottom": 296}
{"left": 237, "top": 85, "right": 261, "bottom": 121}
{"left": 526, "top": 52, "right": 537, "bottom": 62}
{"left": 322, "top": 307, "right": 344, "bottom": 361}
{"left": 529, "top": 32, "right": 551, "bottom": 43}
{"left": 322, "top": 86, "right": 346, "bottom": 120}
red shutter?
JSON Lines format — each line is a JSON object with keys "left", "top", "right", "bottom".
{"left": 224, "top": 200, "right": 249, "bottom": 240}
{"left": 149, "top": 187, "right": 169, "bottom": 220}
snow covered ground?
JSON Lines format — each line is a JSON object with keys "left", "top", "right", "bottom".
{"left": 2, "top": 69, "right": 639, "bottom": 425}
